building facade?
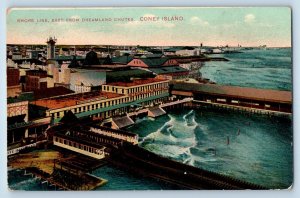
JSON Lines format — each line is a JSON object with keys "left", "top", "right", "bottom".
{"left": 32, "top": 91, "right": 130, "bottom": 123}
{"left": 31, "top": 78, "right": 170, "bottom": 124}
{"left": 74, "top": 83, "right": 92, "bottom": 93}
{"left": 7, "top": 68, "right": 21, "bottom": 98}
{"left": 102, "top": 78, "right": 170, "bottom": 107}
{"left": 25, "top": 70, "right": 48, "bottom": 91}
{"left": 127, "top": 57, "right": 179, "bottom": 68}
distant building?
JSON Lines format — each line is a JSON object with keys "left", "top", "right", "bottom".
{"left": 114, "top": 50, "right": 133, "bottom": 57}
{"left": 12, "top": 52, "right": 22, "bottom": 60}
{"left": 175, "top": 49, "right": 201, "bottom": 56}
{"left": 111, "top": 56, "right": 134, "bottom": 65}
{"left": 74, "top": 82, "right": 93, "bottom": 93}
{"left": 7, "top": 67, "right": 21, "bottom": 98}
{"left": 46, "top": 37, "right": 57, "bottom": 59}
{"left": 83, "top": 50, "right": 100, "bottom": 65}
{"left": 149, "top": 66, "right": 189, "bottom": 80}
{"left": 127, "top": 57, "right": 179, "bottom": 68}
{"left": 25, "top": 70, "right": 48, "bottom": 91}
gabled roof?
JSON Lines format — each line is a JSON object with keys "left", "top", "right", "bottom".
{"left": 142, "top": 53, "right": 164, "bottom": 58}
{"left": 148, "top": 66, "right": 188, "bottom": 75}
{"left": 59, "top": 110, "right": 79, "bottom": 124}
{"left": 112, "top": 56, "right": 134, "bottom": 64}
{"left": 141, "top": 57, "right": 170, "bottom": 67}
{"left": 129, "top": 57, "right": 177, "bottom": 67}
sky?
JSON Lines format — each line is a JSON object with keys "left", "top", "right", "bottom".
{"left": 6, "top": 7, "right": 291, "bottom": 47}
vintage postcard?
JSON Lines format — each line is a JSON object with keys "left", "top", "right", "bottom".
{"left": 6, "top": 7, "right": 292, "bottom": 190}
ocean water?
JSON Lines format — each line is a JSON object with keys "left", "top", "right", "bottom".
{"left": 8, "top": 165, "right": 178, "bottom": 191}
{"left": 128, "top": 109, "right": 293, "bottom": 189}
{"left": 200, "top": 48, "right": 292, "bottom": 91}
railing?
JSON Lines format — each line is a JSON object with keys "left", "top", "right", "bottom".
{"left": 193, "top": 100, "right": 292, "bottom": 116}
{"left": 160, "top": 97, "right": 193, "bottom": 108}
{"left": 8, "top": 117, "right": 51, "bottom": 130}
{"left": 128, "top": 88, "right": 169, "bottom": 97}
{"left": 7, "top": 140, "right": 47, "bottom": 156}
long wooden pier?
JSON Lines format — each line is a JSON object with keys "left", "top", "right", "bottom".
{"left": 108, "top": 143, "right": 266, "bottom": 190}
{"left": 171, "top": 82, "right": 292, "bottom": 114}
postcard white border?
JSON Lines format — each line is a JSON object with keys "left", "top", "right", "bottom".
{"left": 0, "top": 1, "right": 299, "bottom": 198}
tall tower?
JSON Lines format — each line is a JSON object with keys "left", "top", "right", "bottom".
{"left": 46, "top": 36, "right": 57, "bottom": 59}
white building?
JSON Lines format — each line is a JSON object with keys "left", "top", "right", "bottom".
{"left": 175, "top": 49, "right": 202, "bottom": 56}
{"left": 74, "top": 82, "right": 93, "bottom": 93}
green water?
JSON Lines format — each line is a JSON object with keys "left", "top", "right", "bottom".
{"left": 127, "top": 109, "right": 293, "bottom": 189}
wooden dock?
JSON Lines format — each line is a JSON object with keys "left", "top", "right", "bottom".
{"left": 8, "top": 150, "right": 108, "bottom": 190}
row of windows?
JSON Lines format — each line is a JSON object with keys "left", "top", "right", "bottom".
{"left": 92, "top": 107, "right": 128, "bottom": 119}
{"left": 50, "top": 90, "right": 167, "bottom": 119}
{"left": 103, "top": 82, "right": 169, "bottom": 94}
{"left": 90, "top": 128, "right": 137, "bottom": 143}
{"left": 51, "top": 97, "right": 129, "bottom": 119}
{"left": 73, "top": 131, "right": 122, "bottom": 146}
{"left": 127, "top": 83, "right": 168, "bottom": 94}
{"left": 132, "top": 60, "right": 143, "bottom": 64}
{"left": 129, "top": 90, "right": 167, "bottom": 101}
{"left": 54, "top": 137, "right": 104, "bottom": 155}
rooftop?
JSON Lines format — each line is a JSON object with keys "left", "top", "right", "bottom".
{"left": 172, "top": 82, "right": 292, "bottom": 104}
{"left": 12, "top": 58, "right": 45, "bottom": 65}
{"left": 149, "top": 66, "right": 188, "bottom": 75}
{"left": 111, "top": 56, "right": 134, "bottom": 64}
{"left": 128, "top": 57, "right": 177, "bottom": 67}
{"left": 106, "top": 78, "right": 168, "bottom": 87}
{"left": 33, "top": 86, "right": 75, "bottom": 100}
{"left": 31, "top": 91, "right": 124, "bottom": 110}
{"left": 49, "top": 56, "right": 85, "bottom": 61}
{"left": 106, "top": 69, "right": 155, "bottom": 82}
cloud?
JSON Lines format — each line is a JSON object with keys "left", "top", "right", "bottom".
{"left": 244, "top": 14, "right": 255, "bottom": 23}
{"left": 190, "top": 16, "right": 209, "bottom": 26}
